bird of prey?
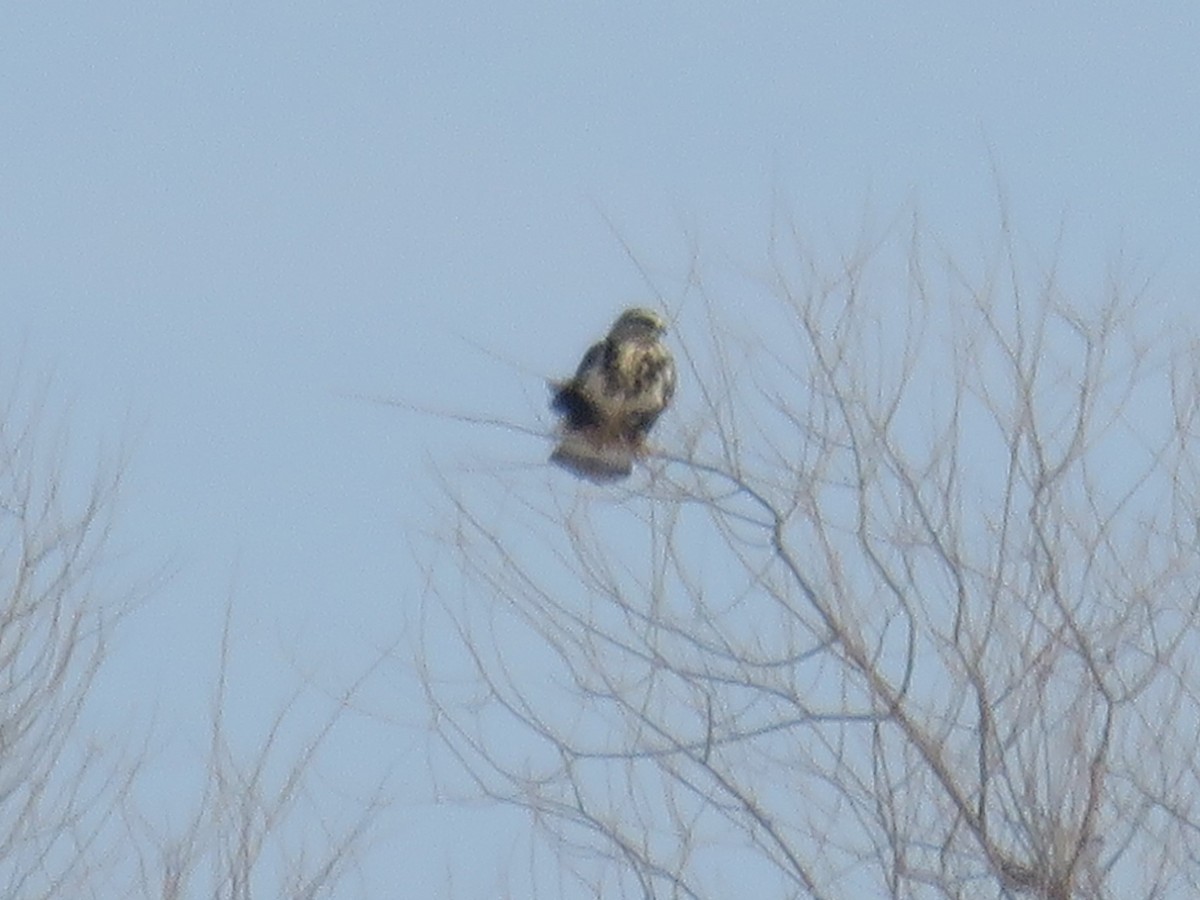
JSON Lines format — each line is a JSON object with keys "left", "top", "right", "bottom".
{"left": 549, "top": 307, "right": 676, "bottom": 481}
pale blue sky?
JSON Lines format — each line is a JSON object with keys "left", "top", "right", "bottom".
{"left": 3, "top": 2, "right": 1199, "bottom": 896}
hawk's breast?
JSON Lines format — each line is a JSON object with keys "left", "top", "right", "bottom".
{"left": 612, "top": 341, "right": 673, "bottom": 412}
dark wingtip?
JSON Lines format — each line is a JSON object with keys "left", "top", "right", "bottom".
{"left": 550, "top": 385, "right": 601, "bottom": 430}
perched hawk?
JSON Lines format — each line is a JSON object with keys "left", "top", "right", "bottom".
{"left": 549, "top": 307, "right": 676, "bottom": 481}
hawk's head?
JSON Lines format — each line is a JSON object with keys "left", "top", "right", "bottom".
{"left": 609, "top": 307, "right": 667, "bottom": 343}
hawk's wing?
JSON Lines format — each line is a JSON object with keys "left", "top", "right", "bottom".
{"left": 572, "top": 340, "right": 607, "bottom": 381}
{"left": 550, "top": 339, "right": 609, "bottom": 430}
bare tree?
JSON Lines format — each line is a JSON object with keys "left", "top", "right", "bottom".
{"left": 0, "top": 370, "right": 141, "bottom": 898}
{"left": 419, "top": 212, "right": 1200, "bottom": 898}
{"left": 120, "top": 599, "right": 394, "bottom": 900}
{"left": 0, "top": 368, "right": 390, "bottom": 899}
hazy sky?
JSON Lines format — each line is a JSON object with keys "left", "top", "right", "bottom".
{"left": 4, "top": 2, "right": 1199, "bottom": 895}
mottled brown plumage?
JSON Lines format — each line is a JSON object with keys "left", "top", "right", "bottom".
{"left": 550, "top": 308, "right": 676, "bottom": 481}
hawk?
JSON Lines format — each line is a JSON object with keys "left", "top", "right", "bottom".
{"left": 549, "top": 307, "right": 676, "bottom": 481}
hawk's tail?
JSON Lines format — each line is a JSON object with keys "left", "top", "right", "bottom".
{"left": 550, "top": 432, "right": 634, "bottom": 482}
